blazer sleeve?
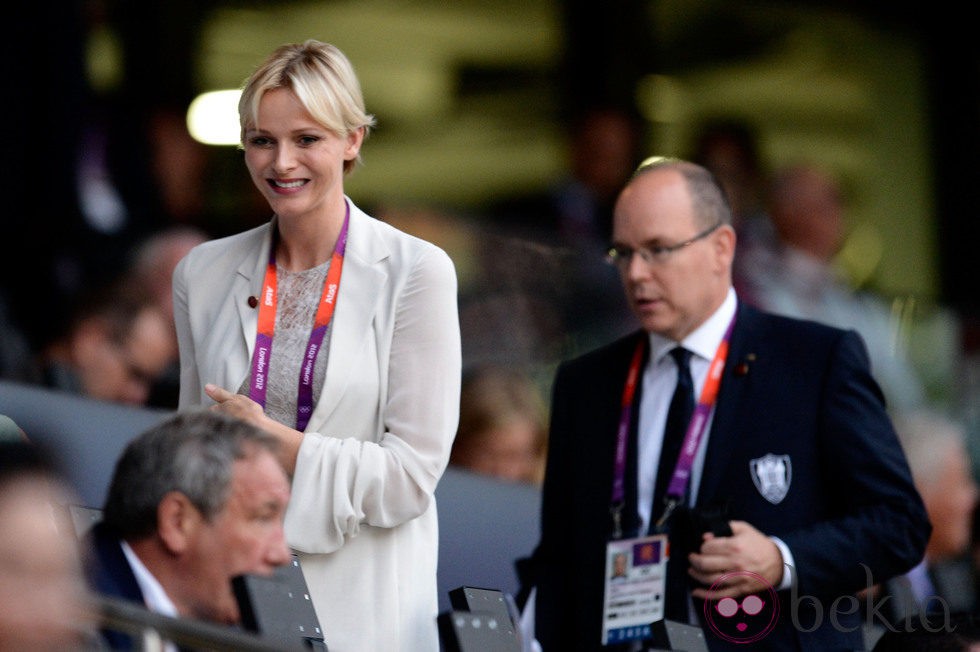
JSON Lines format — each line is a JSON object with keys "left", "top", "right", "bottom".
{"left": 780, "top": 330, "right": 931, "bottom": 599}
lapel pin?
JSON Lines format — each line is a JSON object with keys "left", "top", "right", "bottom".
{"left": 735, "top": 353, "right": 756, "bottom": 376}
{"left": 247, "top": 296, "right": 258, "bottom": 308}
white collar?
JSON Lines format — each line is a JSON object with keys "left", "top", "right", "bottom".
{"left": 121, "top": 540, "right": 180, "bottom": 619}
{"left": 647, "top": 287, "right": 738, "bottom": 364}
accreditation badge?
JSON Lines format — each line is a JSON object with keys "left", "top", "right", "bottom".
{"left": 601, "top": 533, "right": 669, "bottom": 645}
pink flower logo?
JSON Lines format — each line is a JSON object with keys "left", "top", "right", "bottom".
{"left": 702, "top": 571, "right": 780, "bottom": 644}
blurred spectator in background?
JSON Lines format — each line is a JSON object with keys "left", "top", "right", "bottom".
{"left": 122, "top": 225, "right": 210, "bottom": 408}
{"left": 450, "top": 365, "right": 549, "bottom": 485}
{"left": 475, "top": 105, "right": 643, "bottom": 367}
{"left": 738, "top": 161, "right": 927, "bottom": 412}
{"left": 689, "top": 118, "right": 772, "bottom": 239}
{"left": 33, "top": 281, "right": 177, "bottom": 407}
{"left": 457, "top": 228, "right": 587, "bottom": 371}
{"left": 83, "top": 410, "right": 292, "bottom": 649}
{"left": 3, "top": 0, "right": 213, "bottom": 376}
{"left": 688, "top": 117, "right": 778, "bottom": 301}
{"left": 0, "top": 439, "right": 98, "bottom": 651}
{"left": 873, "top": 409, "right": 979, "bottom": 622}
{"left": 124, "top": 225, "right": 210, "bottom": 329}
{"left": 490, "top": 105, "right": 645, "bottom": 250}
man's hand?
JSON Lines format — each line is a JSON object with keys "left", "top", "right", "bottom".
{"left": 687, "top": 520, "right": 785, "bottom": 599}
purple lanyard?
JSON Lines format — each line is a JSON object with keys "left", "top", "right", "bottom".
{"left": 249, "top": 204, "right": 349, "bottom": 430}
{"left": 610, "top": 316, "right": 735, "bottom": 538}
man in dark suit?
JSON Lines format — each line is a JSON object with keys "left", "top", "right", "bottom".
{"left": 84, "top": 409, "right": 292, "bottom": 649}
{"left": 525, "top": 157, "right": 930, "bottom": 651}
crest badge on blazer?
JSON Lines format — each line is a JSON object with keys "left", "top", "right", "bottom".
{"left": 750, "top": 454, "right": 792, "bottom": 504}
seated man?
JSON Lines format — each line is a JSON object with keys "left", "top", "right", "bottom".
{"left": 83, "top": 409, "right": 292, "bottom": 649}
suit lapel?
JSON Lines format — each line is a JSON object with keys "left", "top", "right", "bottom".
{"left": 89, "top": 522, "right": 144, "bottom": 603}
{"left": 696, "top": 303, "right": 759, "bottom": 505}
{"left": 306, "top": 202, "right": 387, "bottom": 427}
{"left": 231, "top": 223, "right": 275, "bottom": 390}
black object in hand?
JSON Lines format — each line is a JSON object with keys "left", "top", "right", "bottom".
{"left": 689, "top": 502, "right": 733, "bottom": 538}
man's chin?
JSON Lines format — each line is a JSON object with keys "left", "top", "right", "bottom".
{"left": 638, "top": 314, "right": 671, "bottom": 336}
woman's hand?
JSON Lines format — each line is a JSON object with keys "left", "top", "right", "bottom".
{"left": 205, "top": 384, "right": 267, "bottom": 423}
{"left": 204, "top": 383, "right": 304, "bottom": 475}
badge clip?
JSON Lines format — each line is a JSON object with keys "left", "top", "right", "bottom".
{"left": 654, "top": 498, "right": 680, "bottom": 532}
{"left": 611, "top": 504, "right": 624, "bottom": 540}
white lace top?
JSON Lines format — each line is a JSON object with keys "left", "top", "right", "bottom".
{"left": 238, "top": 261, "right": 332, "bottom": 429}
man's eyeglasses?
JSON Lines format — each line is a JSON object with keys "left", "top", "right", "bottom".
{"left": 605, "top": 222, "right": 721, "bottom": 269}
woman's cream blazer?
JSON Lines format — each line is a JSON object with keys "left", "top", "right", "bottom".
{"left": 173, "top": 198, "right": 462, "bottom": 652}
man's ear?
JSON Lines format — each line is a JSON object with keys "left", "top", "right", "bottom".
{"left": 713, "top": 223, "right": 737, "bottom": 272}
{"left": 156, "top": 491, "right": 200, "bottom": 554}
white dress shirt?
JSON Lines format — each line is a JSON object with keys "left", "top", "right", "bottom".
{"left": 121, "top": 541, "right": 179, "bottom": 652}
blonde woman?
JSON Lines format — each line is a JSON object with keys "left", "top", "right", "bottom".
{"left": 173, "top": 40, "right": 461, "bottom": 651}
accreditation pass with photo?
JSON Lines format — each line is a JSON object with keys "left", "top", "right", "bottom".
{"left": 602, "top": 533, "right": 669, "bottom": 645}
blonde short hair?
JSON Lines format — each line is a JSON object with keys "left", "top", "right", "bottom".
{"left": 238, "top": 39, "right": 376, "bottom": 173}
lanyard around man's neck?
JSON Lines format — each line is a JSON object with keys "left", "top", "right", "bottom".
{"left": 609, "top": 315, "right": 736, "bottom": 539}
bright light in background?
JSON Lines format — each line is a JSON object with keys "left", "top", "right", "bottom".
{"left": 186, "top": 90, "right": 242, "bottom": 146}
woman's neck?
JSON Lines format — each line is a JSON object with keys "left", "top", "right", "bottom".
{"left": 274, "top": 201, "right": 347, "bottom": 271}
